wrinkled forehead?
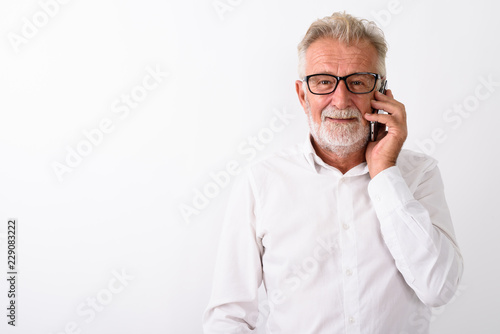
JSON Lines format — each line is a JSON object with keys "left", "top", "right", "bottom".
{"left": 305, "top": 37, "right": 379, "bottom": 76}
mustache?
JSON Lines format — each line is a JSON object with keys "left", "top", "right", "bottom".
{"left": 321, "top": 107, "right": 361, "bottom": 122}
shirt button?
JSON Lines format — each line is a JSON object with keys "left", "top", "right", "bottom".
{"left": 374, "top": 194, "right": 382, "bottom": 202}
{"left": 342, "top": 224, "right": 350, "bottom": 230}
{"left": 349, "top": 316, "right": 356, "bottom": 324}
{"left": 346, "top": 269, "right": 353, "bottom": 276}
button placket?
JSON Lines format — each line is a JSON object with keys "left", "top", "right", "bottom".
{"left": 337, "top": 177, "right": 361, "bottom": 333}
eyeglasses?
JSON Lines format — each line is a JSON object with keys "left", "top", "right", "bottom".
{"left": 303, "top": 72, "right": 381, "bottom": 95}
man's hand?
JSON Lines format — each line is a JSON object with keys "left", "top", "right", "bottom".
{"left": 363, "top": 89, "right": 407, "bottom": 178}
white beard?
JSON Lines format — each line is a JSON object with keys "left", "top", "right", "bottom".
{"left": 307, "top": 101, "right": 370, "bottom": 158}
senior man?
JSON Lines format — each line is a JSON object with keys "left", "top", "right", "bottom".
{"left": 203, "top": 12, "right": 463, "bottom": 334}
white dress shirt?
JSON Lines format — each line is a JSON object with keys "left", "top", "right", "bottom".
{"left": 203, "top": 136, "right": 463, "bottom": 334}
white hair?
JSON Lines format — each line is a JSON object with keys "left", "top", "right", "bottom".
{"left": 297, "top": 12, "right": 388, "bottom": 79}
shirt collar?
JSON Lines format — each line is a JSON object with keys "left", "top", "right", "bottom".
{"left": 302, "top": 133, "right": 369, "bottom": 176}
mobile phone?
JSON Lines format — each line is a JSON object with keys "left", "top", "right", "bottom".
{"left": 370, "top": 80, "right": 387, "bottom": 142}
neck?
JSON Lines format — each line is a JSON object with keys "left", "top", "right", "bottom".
{"left": 311, "top": 138, "right": 366, "bottom": 174}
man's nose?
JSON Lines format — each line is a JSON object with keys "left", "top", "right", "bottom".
{"left": 330, "top": 80, "right": 351, "bottom": 110}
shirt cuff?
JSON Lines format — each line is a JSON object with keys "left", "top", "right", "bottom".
{"left": 368, "top": 166, "right": 414, "bottom": 218}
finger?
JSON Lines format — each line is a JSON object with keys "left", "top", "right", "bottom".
{"left": 384, "top": 88, "right": 394, "bottom": 99}
{"left": 374, "top": 90, "right": 391, "bottom": 101}
{"left": 369, "top": 113, "right": 407, "bottom": 140}
{"left": 373, "top": 89, "right": 401, "bottom": 109}
{"left": 371, "top": 99, "right": 406, "bottom": 120}
{"left": 370, "top": 99, "right": 398, "bottom": 115}
{"left": 364, "top": 113, "right": 401, "bottom": 128}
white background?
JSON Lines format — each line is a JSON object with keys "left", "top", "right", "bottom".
{"left": 0, "top": 0, "right": 499, "bottom": 333}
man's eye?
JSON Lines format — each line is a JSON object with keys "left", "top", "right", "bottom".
{"left": 351, "top": 80, "right": 364, "bottom": 86}
{"left": 318, "top": 80, "right": 333, "bottom": 85}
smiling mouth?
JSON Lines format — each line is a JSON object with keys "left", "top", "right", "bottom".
{"left": 325, "top": 117, "right": 357, "bottom": 122}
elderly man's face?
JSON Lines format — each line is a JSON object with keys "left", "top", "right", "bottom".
{"left": 296, "top": 37, "right": 380, "bottom": 156}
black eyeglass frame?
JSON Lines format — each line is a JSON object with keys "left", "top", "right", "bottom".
{"left": 303, "top": 72, "right": 382, "bottom": 95}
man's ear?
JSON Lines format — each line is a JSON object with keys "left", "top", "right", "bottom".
{"left": 295, "top": 80, "right": 308, "bottom": 113}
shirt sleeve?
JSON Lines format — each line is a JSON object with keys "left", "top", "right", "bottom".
{"left": 202, "top": 169, "right": 264, "bottom": 333}
{"left": 368, "top": 165, "right": 464, "bottom": 307}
